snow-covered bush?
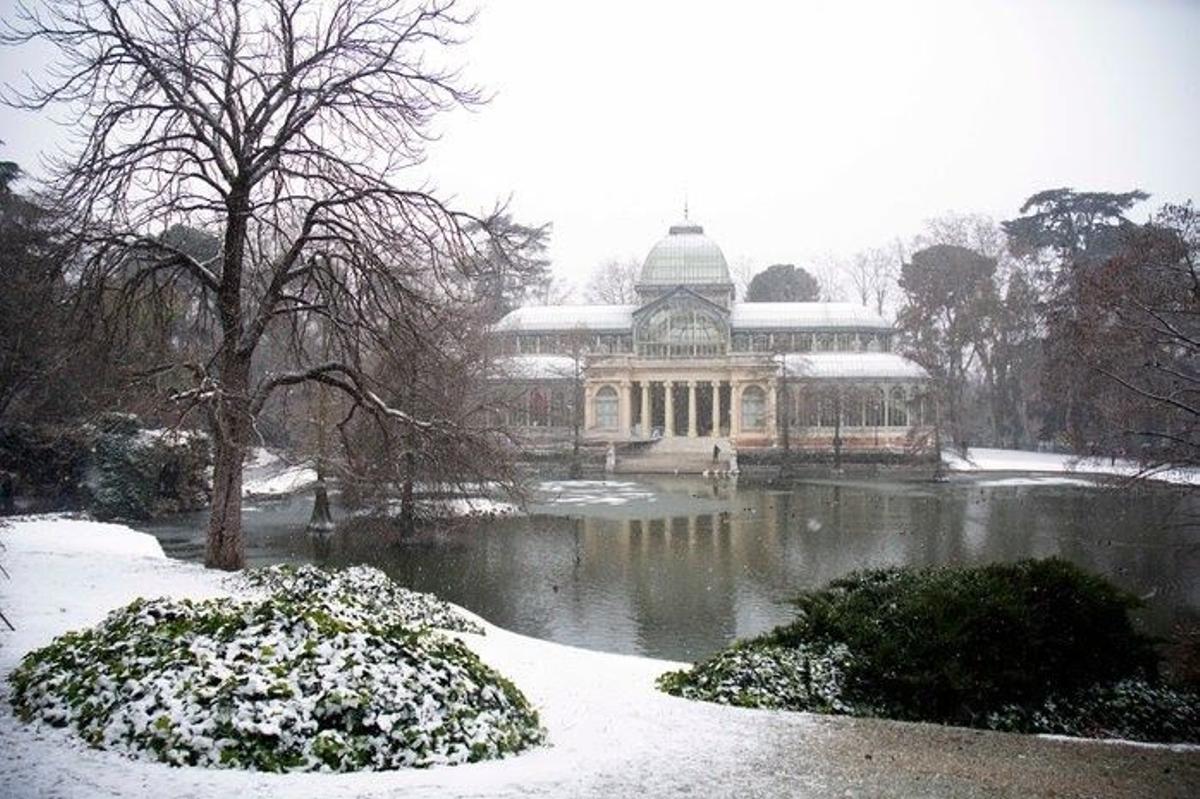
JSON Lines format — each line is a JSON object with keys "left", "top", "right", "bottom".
{"left": 228, "top": 564, "right": 484, "bottom": 635}
{"left": 660, "top": 559, "right": 1200, "bottom": 743}
{"left": 88, "top": 422, "right": 210, "bottom": 520}
{"left": 9, "top": 594, "right": 543, "bottom": 771}
{"left": 658, "top": 641, "right": 865, "bottom": 715}
{"left": 985, "top": 678, "right": 1200, "bottom": 743}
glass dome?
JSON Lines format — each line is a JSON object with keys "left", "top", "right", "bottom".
{"left": 637, "top": 221, "right": 732, "bottom": 286}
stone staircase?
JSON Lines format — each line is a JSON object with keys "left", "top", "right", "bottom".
{"left": 614, "top": 436, "right": 734, "bottom": 475}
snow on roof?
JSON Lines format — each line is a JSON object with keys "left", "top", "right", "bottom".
{"left": 493, "top": 354, "right": 577, "bottom": 380}
{"left": 782, "top": 352, "right": 929, "bottom": 380}
{"left": 494, "top": 301, "right": 894, "bottom": 334}
{"left": 493, "top": 305, "right": 636, "bottom": 333}
{"left": 731, "top": 302, "right": 892, "bottom": 330}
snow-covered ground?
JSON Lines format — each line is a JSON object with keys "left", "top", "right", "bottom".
{"left": 354, "top": 496, "right": 521, "bottom": 520}
{"left": 242, "top": 448, "right": 319, "bottom": 498}
{"left": 4, "top": 516, "right": 1196, "bottom": 798}
{"left": 943, "top": 447, "right": 1200, "bottom": 487}
{"left": 537, "top": 480, "right": 658, "bottom": 507}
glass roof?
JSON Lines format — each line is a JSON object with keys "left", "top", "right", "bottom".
{"left": 637, "top": 221, "right": 732, "bottom": 286}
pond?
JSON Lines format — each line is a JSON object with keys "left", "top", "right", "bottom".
{"left": 140, "top": 474, "right": 1200, "bottom": 663}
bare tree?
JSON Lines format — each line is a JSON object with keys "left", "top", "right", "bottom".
{"left": 338, "top": 296, "right": 530, "bottom": 535}
{"left": 847, "top": 245, "right": 899, "bottom": 316}
{"left": 528, "top": 274, "right": 576, "bottom": 306}
{"left": 583, "top": 258, "right": 639, "bottom": 304}
{"left": 3, "top": 0, "right": 539, "bottom": 569}
{"left": 729, "top": 255, "right": 757, "bottom": 300}
{"left": 1074, "top": 202, "right": 1199, "bottom": 470}
{"left": 808, "top": 253, "right": 849, "bottom": 302}
{"left": 916, "top": 212, "right": 1009, "bottom": 262}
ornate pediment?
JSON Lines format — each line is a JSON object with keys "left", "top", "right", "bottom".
{"left": 632, "top": 287, "right": 730, "bottom": 358}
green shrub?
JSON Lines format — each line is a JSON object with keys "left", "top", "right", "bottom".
{"left": 229, "top": 564, "right": 485, "bottom": 635}
{"left": 0, "top": 422, "right": 93, "bottom": 501}
{"left": 984, "top": 678, "right": 1200, "bottom": 743}
{"left": 659, "top": 641, "right": 865, "bottom": 714}
{"left": 770, "top": 559, "right": 1157, "bottom": 724}
{"left": 89, "top": 425, "right": 210, "bottom": 520}
{"left": 10, "top": 593, "right": 543, "bottom": 771}
{"left": 0, "top": 416, "right": 210, "bottom": 518}
{"left": 661, "top": 559, "right": 1197, "bottom": 742}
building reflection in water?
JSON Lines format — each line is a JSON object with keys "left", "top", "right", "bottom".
{"left": 140, "top": 477, "right": 1200, "bottom": 663}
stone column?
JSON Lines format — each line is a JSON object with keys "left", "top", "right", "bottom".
{"left": 584, "top": 384, "right": 595, "bottom": 430}
{"left": 711, "top": 380, "right": 721, "bottom": 437}
{"left": 640, "top": 381, "right": 650, "bottom": 437}
{"left": 687, "top": 381, "right": 698, "bottom": 437}
{"left": 724, "top": 381, "right": 734, "bottom": 436}
{"left": 664, "top": 380, "right": 675, "bottom": 437}
{"left": 766, "top": 379, "right": 778, "bottom": 442}
{"left": 618, "top": 380, "right": 632, "bottom": 437}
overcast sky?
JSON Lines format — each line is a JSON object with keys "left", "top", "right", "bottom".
{"left": 2, "top": 0, "right": 1198, "bottom": 288}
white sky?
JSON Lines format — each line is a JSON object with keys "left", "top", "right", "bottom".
{"left": 2, "top": 0, "right": 1198, "bottom": 287}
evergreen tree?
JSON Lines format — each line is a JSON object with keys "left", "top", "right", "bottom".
{"left": 1002, "top": 188, "right": 1148, "bottom": 448}
{"left": 745, "top": 264, "right": 821, "bottom": 302}
{"left": 896, "top": 244, "right": 997, "bottom": 451}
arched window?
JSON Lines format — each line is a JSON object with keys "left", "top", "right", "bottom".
{"left": 634, "top": 297, "right": 728, "bottom": 357}
{"left": 802, "top": 392, "right": 820, "bottom": 427}
{"left": 550, "top": 389, "right": 568, "bottom": 427}
{"left": 842, "top": 388, "right": 864, "bottom": 427}
{"left": 741, "top": 385, "right": 766, "bottom": 431}
{"left": 888, "top": 386, "right": 908, "bottom": 427}
{"left": 529, "top": 388, "right": 549, "bottom": 427}
{"left": 865, "top": 388, "right": 885, "bottom": 426}
{"left": 919, "top": 392, "right": 934, "bottom": 427}
{"left": 595, "top": 386, "right": 619, "bottom": 430}
{"left": 818, "top": 394, "right": 838, "bottom": 427}
{"left": 513, "top": 390, "right": 529, "bottom": 426}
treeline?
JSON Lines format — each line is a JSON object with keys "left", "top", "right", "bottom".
{"left": 0, "top": 158, "right": 551, "bottom": 527}
{"left": 699, "top": 189, "right": 1197, "bottom": 470}
{"left": 889, "top": 190, "right": 1198, "bottom": 471}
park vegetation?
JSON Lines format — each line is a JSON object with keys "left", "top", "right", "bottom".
{"left": 0, "top": 0, "right": 1194, "bottom": 572}
{"left": 10, "top": 564, "right": 544, "bottom": 771}
{"left": 659, "top": 559, "right": 1199, "bottom": 743}
{"left": 0, "top": 0, "right": 549, "bottom": 566}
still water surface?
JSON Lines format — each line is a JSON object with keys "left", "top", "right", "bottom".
{"left": 141, "top": 474, "right": 1200, "bottom": 662}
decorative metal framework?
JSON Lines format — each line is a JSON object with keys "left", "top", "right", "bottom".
{"left": 633, "top": 292, "right": 729, "bottom": 358}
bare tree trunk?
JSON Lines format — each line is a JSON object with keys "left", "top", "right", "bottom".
{"left": 400, "top": 446, "right": 415, "bottom": 536}
{"left": 308, "top": 479, "right": 334, "bottom": 532}
{"left": 308, "top": 333, "right": 335, "bottom": 533}
{"left": 206, "top": 355, "right": 251, "bottom": 570}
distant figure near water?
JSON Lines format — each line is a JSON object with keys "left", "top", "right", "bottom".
{"left": 712, "top": 444, "right": 720, "bottom": 463}
{"left": 605, "top": 443, "right": 616, "bottom": 474}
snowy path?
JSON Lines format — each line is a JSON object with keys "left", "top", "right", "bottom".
{"left": 1, "top": 517, "right": 1198, "bottom": 798}
{"left": 943, "top": 447, "right": 1200, "bottom": 486}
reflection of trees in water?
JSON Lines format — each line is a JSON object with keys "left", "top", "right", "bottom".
{"left": 146, "top": 483, "right": 1200, "bottom": 661}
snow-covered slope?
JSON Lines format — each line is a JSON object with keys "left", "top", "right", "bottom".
{"left": 1, "top": 517, "right": 1194, "bottom": 798}
{"left": 943, "top": 447, "right": 1199, "bottom": 486}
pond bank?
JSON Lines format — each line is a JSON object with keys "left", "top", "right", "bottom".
{"left": 1, "top": 515, "right": 1197, "bottom": 798}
